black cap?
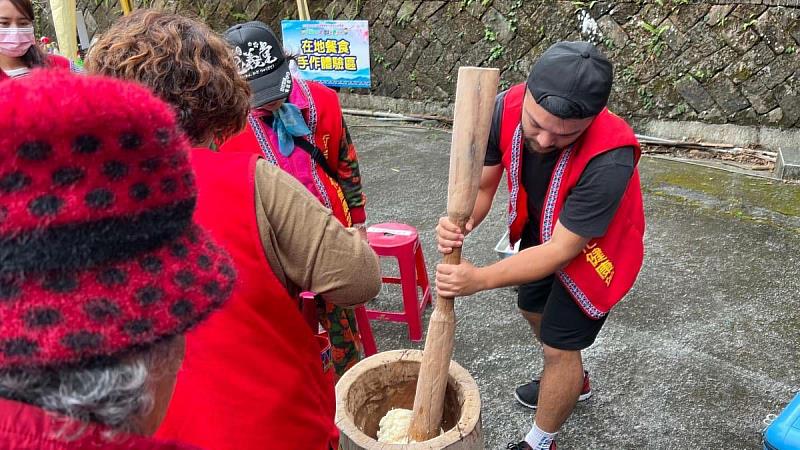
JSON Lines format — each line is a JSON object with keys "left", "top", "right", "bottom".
{"left": 527, "top": 41, "right": 613, "bottom": 119}
{"left": 224, "top": 21, "right": 293, "bottom": 108}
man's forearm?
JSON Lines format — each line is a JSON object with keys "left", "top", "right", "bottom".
{"left": 479, "top": 240, "right": 574, "bottom": 290}
{"left": 469, "top": 188, "right": 495, "bottom": 230}
{"left": 467, "top": 165, "right": 503, "bottom": 232}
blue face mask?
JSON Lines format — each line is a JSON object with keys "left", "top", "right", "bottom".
{"left": 271, "top": 102, "right": 311, "bottom": 157}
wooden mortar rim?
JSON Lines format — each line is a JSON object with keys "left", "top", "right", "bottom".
{"left": 335, "top": 349, "right": 481, "bottom": 448}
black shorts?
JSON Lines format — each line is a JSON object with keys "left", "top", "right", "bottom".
{"left": 517, "top": 275, "right": 607, "bottom": 351}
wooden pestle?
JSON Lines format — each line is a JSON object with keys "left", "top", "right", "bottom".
{"left": 407, "top": 66, "right": 499, "bottom": 442}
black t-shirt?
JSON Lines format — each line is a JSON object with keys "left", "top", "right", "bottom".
{"left": 485, "top": 91, "right": 635, "bottom": 248}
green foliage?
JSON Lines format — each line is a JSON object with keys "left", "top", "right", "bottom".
{"left": 504, "top": 0, "right": 523, "bottom": 33}
{"left": 691, "top": 68, "right": 713, "bottom": 81}
{"left": 742, "top": 18, "right": 758, "bottom": 32}
{"left": 197, "top": 3, "right": 208, "bottom": 20}
{"left": 786, "top": 46, "right": 797, "bottom": 55}
{"left": 488, "top": 44, "right": 505, "bottom": 62}
{"left": 620, "top": 67, "right": 636, "bottom": 84}
{"left": 325, "top": 0, "right": 362, "bottom": 19}
{"left": 395, "top": 12, "right": 412, "bottom": 28}
{"left": 32, "top": 0, "right": 49, "bottom": 37}
{"left": 571, "top": 1, "right": 597, "bottom": 11}
{"left": 231, "top": 11, "right": 248, "bottom": 22}
{"left": 640, "top": 20, "right": 670, "bottom": 56}
{"left": 484, "top": 28, "right": 497, "bottom": 42}
{"left": 373, "top": 54, "right": 390, "bottom": 69}
{"left": 637, "top": 85, "right": 655, "bottom": 110}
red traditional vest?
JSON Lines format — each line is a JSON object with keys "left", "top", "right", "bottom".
{"left": 499, "top": 83, "right": 645, "bottom": 318}
{"left": 156, "top": 149, "right": 337, "bottom": 450}
{"left": 220, "top": 77, "right": 352, "bottom": 227}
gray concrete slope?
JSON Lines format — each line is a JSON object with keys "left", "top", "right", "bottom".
{"left": 348, "top": 118, "right": 800, "bottom": 449}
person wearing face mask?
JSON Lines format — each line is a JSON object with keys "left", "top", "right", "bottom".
{"left": 0, "top": 0, "right": 72, "bottom": 80}
{"left": 219, "top": 21, "right": 370, "bottom": 378}
{"left": 434, "top": 42, "right": 645, "bottom": 450}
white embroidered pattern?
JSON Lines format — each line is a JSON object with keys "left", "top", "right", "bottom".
{"left": 541, "top": 147, "right": 606, "bottom": 319}
{"left": 558, "top": 272, "right": 605, "bottom": 319}
{"left": 507, "top": 124, "right": 523, "bottom": 228}
{"left": 248, "top": 114, "right": 278, "bottom": 166}
{"left": 295, "top": 78, "right": 333, "bottom": 210}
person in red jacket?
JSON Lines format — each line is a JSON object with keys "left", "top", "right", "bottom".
{"left": 219, "top": 22, "right": 369, "bottom": 377}
{"left": 435, "top": 42, "right": 645, "bottom": 450}
{"left": 86, "top": 11, "right": 380, "bottom": 450}
{"left": 0, "top": 69, "right": 235, "bottom": 449}
{"left": 0, "top": 0, "right": 73, "bottom": 80}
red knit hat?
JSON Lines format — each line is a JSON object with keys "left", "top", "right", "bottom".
{"left": 0, "top": 69, "right": 235, "bottom": 369}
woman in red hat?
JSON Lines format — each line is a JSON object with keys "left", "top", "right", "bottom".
{"left": 0, "top": 0, "right": 73, "bottom": 80}
{"left": 86, "top": 10, "right": 380, "bottom": 450}
{"left": 0, "top": 69, "right": 235, "bottom": 449}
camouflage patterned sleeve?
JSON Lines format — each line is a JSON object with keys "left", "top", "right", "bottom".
{"left": 337, "top": 117, "right": 367, "bottom": 224}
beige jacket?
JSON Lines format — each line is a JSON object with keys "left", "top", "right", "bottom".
{"left": 252, "top": 159, "right": 380, "bottom": 307}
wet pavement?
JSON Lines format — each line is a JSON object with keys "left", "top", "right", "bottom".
{"left": 347, "top": 117, "right": 800, "bottom": 449}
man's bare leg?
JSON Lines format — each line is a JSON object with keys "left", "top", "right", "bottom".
{"left": 534, "top": 344, "right": 584, "bottom": 432}
{"left": 519, "top": 309, "right": 543, "bottom": 340}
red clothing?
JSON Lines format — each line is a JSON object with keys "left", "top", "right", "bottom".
{"left": 0, "top": 54, "right": 72, "bottom": 81}
{"left": 48, "top": 55, "right": 71, "bottom": 70}
{"left": 0, "top": 397, "right": 198, "bottom": 449}
{"left": 220, "top": 77, "right": 363, "bottom": 227}
{"left": 499, "top": 83, "right": 645, "bottom": 318}
{"left": 156, "top": 149, "right": 337, "bottom": 450}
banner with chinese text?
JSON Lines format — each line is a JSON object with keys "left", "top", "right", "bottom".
{"left": 281, "top": 20, "right": 371, "bottom": 89}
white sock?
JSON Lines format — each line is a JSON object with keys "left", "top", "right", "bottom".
{"left": 525, "top": 422, "right": 557, "bottom": 449}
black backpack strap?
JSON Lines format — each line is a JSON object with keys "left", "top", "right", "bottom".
{"left": 292, "top": 136, "right": 339, "bottom": 182}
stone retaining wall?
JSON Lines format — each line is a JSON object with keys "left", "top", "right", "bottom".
{"left": 36, "top": 0, "right": 800, "bottom": 128}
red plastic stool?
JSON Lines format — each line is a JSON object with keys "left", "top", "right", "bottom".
{"left": 366, "top": 223, "right": 432, "bottom": 341}
{"left": 354, "top": 306, "right": 377, "bottom": 356}
{"left": 300, "top": 292, "right": 378, "bottom": 357}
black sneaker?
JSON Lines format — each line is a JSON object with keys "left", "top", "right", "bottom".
{"left": 506, "top": 441, "right": 556, "bottom": 450}
{"left": 514, "top": 370, "right": 592, "bottom": 409}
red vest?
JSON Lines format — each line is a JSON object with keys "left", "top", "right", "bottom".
{"left": 220, "top": 78, "right": 352, "bottom": 227}
{"left": 156, "top": 149, "right": 337, "bottom": 450}
{"left": 499, "top": 83, "right": 645, "bottom": 318}
{"left": 0, "top": 55, "right": 72, "bottom": 81}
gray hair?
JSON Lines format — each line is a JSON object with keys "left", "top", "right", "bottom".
{"left": 0, "top": 337, "right": 181, "bottom": 438}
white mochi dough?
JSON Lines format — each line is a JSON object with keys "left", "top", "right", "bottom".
{"left": 377, "top": 408, "right": 414, "bottom": 444}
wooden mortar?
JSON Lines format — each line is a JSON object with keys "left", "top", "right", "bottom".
{"left": 335, "top": 350, "right": 483, "bottom": 449}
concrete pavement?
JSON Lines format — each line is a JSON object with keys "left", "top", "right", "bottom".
{"left": 349, "top": 117, "right": 800, "bottom": 449}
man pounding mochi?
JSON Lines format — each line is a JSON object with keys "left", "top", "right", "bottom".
{"left": 434, "top": 42, "right": 645, "bottom": 449}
